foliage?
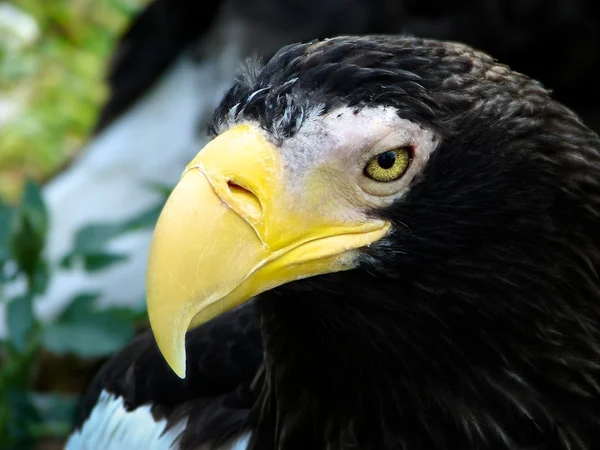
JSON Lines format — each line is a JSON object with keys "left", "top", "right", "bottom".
{"left": 0, "top": 179, "right": 167, "bottom": 449}
{"left": 0, "top": 0, "right": 149, "bottom": 201}
{"left": 0, "top": 2, "right": 158, "bottom": 447}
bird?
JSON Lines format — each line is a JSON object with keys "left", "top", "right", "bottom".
{"left": 0, "top": 0, "right": 404, "bottom": 339}
{"left": 65, "top": 35, "right": 600, "bottom": 449}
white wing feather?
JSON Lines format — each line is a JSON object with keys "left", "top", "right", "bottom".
{"left": 65, "top": 391, "right": 251, "bottom": 450}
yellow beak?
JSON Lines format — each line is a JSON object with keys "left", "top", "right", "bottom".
{"left": 146, "top": 124, "right": 390, "bottom": 378}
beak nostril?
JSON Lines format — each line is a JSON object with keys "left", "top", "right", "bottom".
{"left": 226, "top": 180, "right": 263, "bottom": 219}
{"left": 227, "top": 180, "right": 251, "bottom": 196}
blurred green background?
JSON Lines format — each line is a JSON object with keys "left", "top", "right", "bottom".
{"left": 1, "top": 1, "right": 153, "bottom": 448}
{"left": 0, "top": 0, "right": 150, "bottom": 202}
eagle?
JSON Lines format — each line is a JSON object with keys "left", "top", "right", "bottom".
{"left": 66, "top": 35, "right": 600, "bottom": 450}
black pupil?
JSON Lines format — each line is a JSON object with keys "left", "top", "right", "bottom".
{"left": 378, "top": 151, "right": 396, "bottom": 169}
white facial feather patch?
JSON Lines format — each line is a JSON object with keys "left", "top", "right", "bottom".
{"left": 275, "top": 105, "right": 439, "bottom": 220}
{"left": 64, "top": 390, "right": 250, "bottom": 450}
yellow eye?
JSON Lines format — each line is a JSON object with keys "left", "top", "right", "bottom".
{"left": 364, "top": 147, "right": 412, "bottom": 182}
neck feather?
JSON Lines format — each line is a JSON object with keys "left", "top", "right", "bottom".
{"left": 249, "top": 268, "right": 600, "bottom": 450}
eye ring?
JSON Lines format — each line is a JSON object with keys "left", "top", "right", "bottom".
{"left": 364, "top": 147, "right": 413, "bottom": 182}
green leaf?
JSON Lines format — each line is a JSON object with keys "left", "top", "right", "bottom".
{"left": 60, "top": 202, "right": 162, "bottom": 273}
{"left": 82, "top": 252, "right": 128, "bottom": 272}
{"left": 40, "top": 318, "right": 134, "bottom": 358}
{"left": 10, "top": 212, "right": 44, "bottom": 281}
{"left": 70, "top": 202, "right": 163, "bottom": 254}
{"left": 57, "top": 293, "right": 99, "bottom": 322}
{"left": 122, "top": 202, "right": 163, "bottom": 231}
{"left": 58, "top": 293, "right": 143, "bottom": 326}
{"left": 42, "top": 293, "right": 136, "bottom": 358}
{"left": 61, "top": 223, "right": 129, "bottom": 273}
{"left": 20, "top": 180, "right": 48, "bottom": 244}
{"left": 72, "top": 222, "right": 126, "bottom": 254}
{"left": 0, "top": 200, "right": 15, "bottom": 264}
{"left": 10, "top": 180, "right": 48, "bottom": 279}
{"left": 6, "top": 294, "right": 35, "bottom": 353}
{"left": 21, "top": 180, "right": 48, "bottom": 229}
{"left": 59, "top": 251, "right": 75, "bottom": 270}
